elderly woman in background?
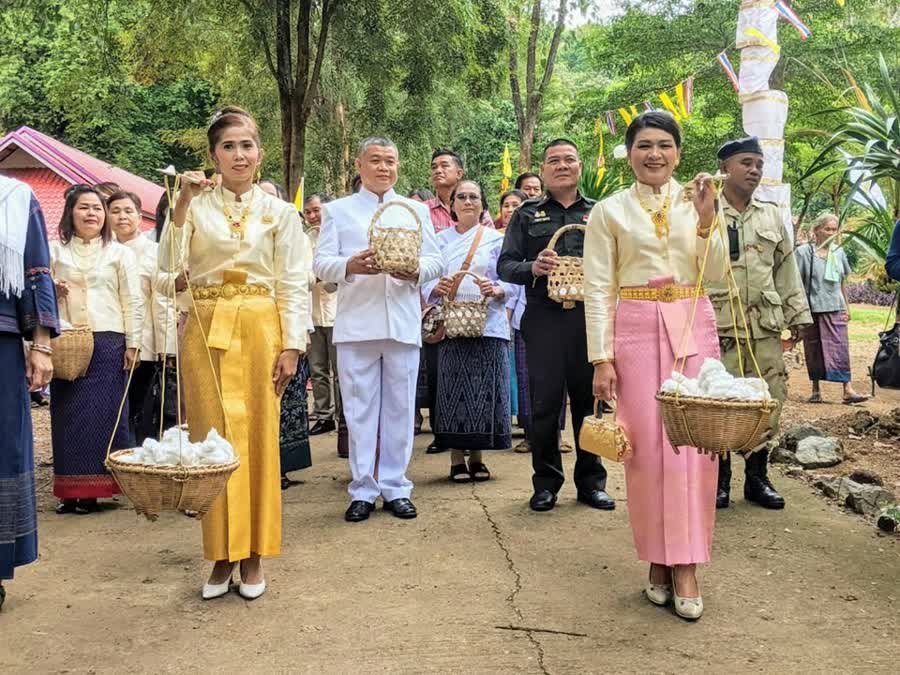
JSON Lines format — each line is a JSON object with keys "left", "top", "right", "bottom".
{"left": 495, "top": 189, "right": 527, "bottom": 231}
{"left": 584, "top": 111, "right": 727, "bottom": 620}
{"left": 259, "top": 178, "right": 314, "bottom": 489}
{"left": 795, "top": 213, "right": 867, "bottom": 404}
{"left": 50, "top": 185, "right": 142, "bottom": 515}
{"left": 0, "top": 177, "right": 58, "bottom": 610}
{"left": 425, "top": 180, "right": 512, "bottom": 481}
{"left": 108, "top": 191, "right": 177, "bottom": 443}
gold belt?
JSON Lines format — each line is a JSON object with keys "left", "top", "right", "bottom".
{"left": 619, "top": 284, "right": 704, "bottom": 303}
{"left": 191, "top": 282, "right": 270, "bottom": 301}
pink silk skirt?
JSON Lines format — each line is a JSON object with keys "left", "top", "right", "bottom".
{"left": 614, "top": 283, "right": 720, "bottom": 566}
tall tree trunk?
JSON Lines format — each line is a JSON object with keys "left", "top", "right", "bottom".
{"left": 508, "top": 0, "right": 568, "bottom": 171}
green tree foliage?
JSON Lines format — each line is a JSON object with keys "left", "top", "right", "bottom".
{"left": 0, "top": 0, "right": 215, "bottom": 179}
{"left": 0, "top": 0, "right": 897, "bottom": 217}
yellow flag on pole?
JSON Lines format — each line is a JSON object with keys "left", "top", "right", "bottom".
{"left": 500, "top": 144, "right": 512, "bottom": 193}
{"left": 595, "top": 124, "right": 606, "bottom": 187}
{"left": 293, "top": 176, "right": 305, "bottom": 211}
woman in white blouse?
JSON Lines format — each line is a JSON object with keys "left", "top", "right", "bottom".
{"left": 108, "top": 190, "right": 177, "bottom": 442}
{"left": 425, "top": 180, "right": 513, "bottom": 482}
{"left": 50, "top": 185, "right": 142, "bottom": 515}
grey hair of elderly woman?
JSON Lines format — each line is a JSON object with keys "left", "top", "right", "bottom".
{"left": 812, "top": 212, "right": 839, "bottom": 232}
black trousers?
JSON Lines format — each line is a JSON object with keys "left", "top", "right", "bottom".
{"left": 521, "top": 300, "right": 606, "bottom": 494}
{"left": 424, "top": 341, "right": 441, "bottom": 443}
{"left": 127, "top": 360, "right": 157, "bottom": 446}
{"left": 719, "top": 448, "right": 769, "bottom": 488}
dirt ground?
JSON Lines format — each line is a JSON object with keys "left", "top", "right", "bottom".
{"left": 2, "top": 336, "right": 899, "bottom": 674}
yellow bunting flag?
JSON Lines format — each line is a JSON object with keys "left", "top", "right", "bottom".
{"left": 836, "top": 0, "right": 845, "bottom": 6}
{"left": 629, "top": 105, "right": 639, "bottom": 120}
{"left": 500, "top": 144, "right": 512, "bottom": 193}
{"left": 595, "top": 125, "right": 606, "bottom": 187}
{"left": 675, "top": 81, "right": 689, "bottom": 119}
{"left": 659, "top": 92, "right": 682, "bottom": 121}
{"left": 293, "top": 176, "right": 305, "bottom": 211}
{"left": 618, "top": 107, "right": 633, "bottom": 126}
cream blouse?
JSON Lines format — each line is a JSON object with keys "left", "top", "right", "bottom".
{"left": 583, "top": 179, "right": 728, "bottom": 362}
{"left": 159, "top": 184, "right": 310, "bottom": 351}
{"left": 121, "top": 235, "right": 177, "bottom": 358}
{"left": 50, "top": 237, "right": 143, "bottom": 349}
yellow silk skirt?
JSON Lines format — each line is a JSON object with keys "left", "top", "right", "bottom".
{"left": 181, "top": 293, "right": 282, "bottom": 562}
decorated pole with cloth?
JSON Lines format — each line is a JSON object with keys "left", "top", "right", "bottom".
{"left": 735, "top": 0, "right": 808, "bottom": 243}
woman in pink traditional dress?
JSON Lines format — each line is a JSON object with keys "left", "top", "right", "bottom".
{"left": 583, "top": 112, "right": 728, "bottom": 621}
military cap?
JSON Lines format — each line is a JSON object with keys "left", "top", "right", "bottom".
{"left": 717, "top": 136, "right": 763, "bottom": 161}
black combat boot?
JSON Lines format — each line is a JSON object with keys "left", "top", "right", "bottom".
{"left": 716, "top": 453, "right": 731, "bottom": 509}
{"left": 743, "top": 449, "right": 785, "bottom": 509}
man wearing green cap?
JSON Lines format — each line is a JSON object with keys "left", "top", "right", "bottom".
{"left": 708, "top": 137, "right": 812, "bottom": 510}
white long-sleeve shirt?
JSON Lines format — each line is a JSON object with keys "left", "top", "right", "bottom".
{"left": 50, "top": 237, "right": 143, "bottom": 349}
{"left": 314, "top": 187, "right": 443, "bottom": 346}
{"left": 422, "top": 224, "right": 513, "bottom": 341}
{"left": 121, "top": 235, "right": 177, "bottom": 358}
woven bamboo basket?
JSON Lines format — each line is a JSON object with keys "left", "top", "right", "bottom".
{"left": 106, "top": 450, "right": 240, "bottom": 521}
{"left": 655, "top": 392, "right": 774, "bottom": 454}
{"left": 546, "top": 224, "right": 586, "bottom": 309}
{"left": 368, "top": 200, "right": 422, "bottom": 275}
{"left": 51, "top": 326, "right": 94, "bottom": 381}
{"left": 444, "top": 271, "right": 488, "bottom": 338}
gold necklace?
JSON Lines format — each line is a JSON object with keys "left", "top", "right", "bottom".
{"left": 222, "top": 187, "right": 256, "bottom": 240}
{"left": 635, "top": 182, "right": 672, "bottom": 239}
{"left": 69, "top": 239, "right": 100, "bottom": 275}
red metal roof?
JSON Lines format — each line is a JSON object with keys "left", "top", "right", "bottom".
{"left": 0, "top": 126, "right": 163, "bottom": 236}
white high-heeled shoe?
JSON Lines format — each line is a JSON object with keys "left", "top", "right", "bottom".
{"left": 202, "top": 564, "right": 235, "bottom": 600}
{"left": 671, "top": 573, "right": 703, "bottom": 620}
{"left": 645, "top": 582, "right": 673, "bottom": 606}
{"left": 238, "top": 561, "right": 266, "bottom": 600}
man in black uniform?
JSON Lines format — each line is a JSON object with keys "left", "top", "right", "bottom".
{"left": 498, "top": 139, "right": 613, "bottom": 512}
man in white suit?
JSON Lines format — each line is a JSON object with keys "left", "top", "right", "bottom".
{"left": 314, "top": 137, "right": 443, "bottom": 522}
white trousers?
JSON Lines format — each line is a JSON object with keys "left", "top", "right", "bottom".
{"left": 336, "top": 339, "right": 419, "bottom": 503}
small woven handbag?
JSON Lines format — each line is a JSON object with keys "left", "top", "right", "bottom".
{"left": 578, "top": 400, "right": 632, "bottom": 463}
{"left": 368, "top": 200, "right": 422, "bottom": 275}
{"left": 51, "top": 296, "right": 94, "bottom": 381}
{"left": 546, "top": 224, "right": 586, "bottom": 309}
{"left": 444, "top": 271, "right": 488, "bottom": 339}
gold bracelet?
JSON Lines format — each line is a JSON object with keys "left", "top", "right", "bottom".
{"left": 592, "top": 358, "right": 614, "bottom": 366}
{"left": 30, "top": 343, "right": 53, "bottom": 355}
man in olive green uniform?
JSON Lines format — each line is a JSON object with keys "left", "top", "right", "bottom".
{"left": 708, "top": 137, "right": 812, "bottom": 510}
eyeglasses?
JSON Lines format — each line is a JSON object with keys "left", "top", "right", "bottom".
{"left": 455, "top": 193, "right": 480, "bottom": 203}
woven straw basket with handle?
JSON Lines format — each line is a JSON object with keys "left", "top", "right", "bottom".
{"left": 368, "top": 200, "right": 422, "bottom": 275}
{"left": 546, "top": 224, "right": 586, "bottom": 309}
{"left": 444, "top": 270, "right": 488, "bottom": 339}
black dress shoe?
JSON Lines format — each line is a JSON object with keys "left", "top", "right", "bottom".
{"left": 345, "top": 500, "right": 375, "bottom": 522}
{"left": 310, "top": 419, "right": 336, "bottom": 436}
{"left": 716, "top": 488, "right": 730, "bottom": 509}
{"left": 384, "top": 498, "right": 418, "bottom": 519}
{"left": 425, "top": 441, "right": 447, "bottom": 454}
{"left": 529, "top": 490, "right": 557, "bottom": 512}
{"left": 576, "top": 489, "right": 616, "bottom": 510}
{"left": 744, "top": 476, "right": 785, "bottom": 509}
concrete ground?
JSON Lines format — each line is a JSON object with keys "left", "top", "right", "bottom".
{"left": 2, "top": 422, "right": 898, "bottom": 674}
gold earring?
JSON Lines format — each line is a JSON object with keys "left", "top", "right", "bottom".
{"left": 255, "top": 166, "right": 262, "bottom": 183}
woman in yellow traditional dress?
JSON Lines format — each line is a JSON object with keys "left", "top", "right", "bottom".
{"left": 160, "top": 106, "right": 309, "bottom": 600}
